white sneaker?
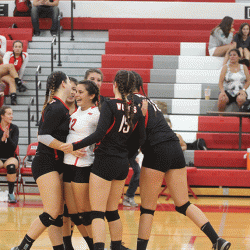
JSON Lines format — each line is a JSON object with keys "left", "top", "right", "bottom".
{"left": 123, "top": 196, "right": 138, "bottom": 207}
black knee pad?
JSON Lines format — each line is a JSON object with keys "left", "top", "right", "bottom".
{"left": 175, "top": 201, "right": 191, "bottom": 216}
{"left": 140, "top": 206, "right": 155, "bottom": 216}
{"left": 79, "top": 212, "right": 92, "bottom": 226}
{"left": 70, "top": 213, "right": 82, "bottom": 226}
{"left": 63, "top": 204, "right": 70, "bottom": 218}
{"left": 91, "top": 211, "right": 105, "bottom": 221}
{"left": 105, "top": 210, "right": 120, "bottom": 222}
{"left": 53, "top": 214, "right": 63, "bottom": 227}
{"left": 6, "top": 164, "right": 16, "bottom": 174}
{"left": 39, "top": 212, "right": 55, "bottom": 227}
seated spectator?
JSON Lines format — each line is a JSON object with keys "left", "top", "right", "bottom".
{"left": 233, "top": 23, "right": 250, "bottom": 67}
{"left": 31, "top": 0, "right": 59, "bottom": 36}
{"left": 2, "top": 40, "right": 28, "bottom": 105}
{"left": 218, "top": 48, "right": 250, "bottom": 112}
{"left": 0, "top": 35, "right": 7, "bottom": 64}
{"left": 208, "top": 16, "right": 236, "bottom": 65}
{"left": 0, "top": 106, "right": 19, "bottom": 203}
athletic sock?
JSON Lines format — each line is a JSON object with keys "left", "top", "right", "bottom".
{"left": 8, "top": 181, "right": 15, "bottom": 194}
{"left": 93, "top": 242, "right": 105, "bottom": 250}
{"left": 137, "top": 238, "right": 149, "bottom": 250}
{"left": 111, "top": 240, "right": 122, "bottom": 250}
{"left": 14, "top": 77, "right": 22, "bottom": 86}
{"left": 63, "top": 235, "right": 74, "bottom": 250}
{"left": 201, "top": 222, "right": 219, "bottom": 244}
{"left": 53, "top": 244, "right": 65, "bottom": 250}
{"left": 18, "top": 234, "right": 35, "bottom": 250}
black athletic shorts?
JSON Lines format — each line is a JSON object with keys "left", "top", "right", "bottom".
{"left": 142, "top": 140, "right": 186, "bottom": 172}
{"left": 225, "top": 91, "right": 247, "bottom": 104}
{"left": 0, "top": 156, "right": 19, "bottom": 164}
{"left": 32, "top": 153, "right": 64, "bottom": 181}
{"left": 63, "top": 163, "right": 91, "bottom": 183}
{"left": 92, "top": 154, "right": 129, "bottom": 181}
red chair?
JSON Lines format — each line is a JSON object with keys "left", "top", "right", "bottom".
{"left": 158, "top": 167, "right": 198, "bottom": 200}
{"left": 0, "top": 145, "right": 20, "bottom": 195}
{"left": 18, "top": 142, "right": 39, "bottom": 198}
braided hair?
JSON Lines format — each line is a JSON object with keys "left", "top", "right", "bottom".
{"left": 78, "top": 80, "right": 100, "bottom": 107}
{"left": 42, "top": 71, "right": 68, "bottom": 112}
{"left": 12, "top": 40, "right": 23, "bottom": 65}
{"left": 114, "top": 70, "right": 136, "bottom": 128}
{"left": 131, "top": 71, "right": 158, "bottom": 115}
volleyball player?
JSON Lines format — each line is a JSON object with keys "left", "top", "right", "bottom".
{"left": 62, "top": 76, "right": 78, "bottom": 250}
{"left": 11, "top": 71, "right": 74, "bottom": 250}
{"left": 3, "top": 40, "right": 28, "bottom": 105}
{"left": 63, "top": 80, "right": 100, "bottom": 250}
{"left": 84, "top": 68, "right": 109, "bottom": 104}
{"left": 0, "top": 106, "right": 19, "bottom": 203}
{"left": 129, "top": 71, "right": 231, "bottom": 250}
{"left": 60, "top": 70, "right": 146, "bottom": 250}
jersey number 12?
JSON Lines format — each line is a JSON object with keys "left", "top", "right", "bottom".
{"left": 118, "top": 115, "right": 130, "bottom": 133}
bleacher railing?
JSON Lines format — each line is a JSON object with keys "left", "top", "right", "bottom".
{"left": 71, "top": 0, "right": 76, "bottom": 41}
{"left": 51, "top": 36, "right": 56, "bottom": 72}
{"left": 57, "top": 12, "right": 63, "bottom": 67}
{"left": 35, "top": 65, "right": 41, "bottom": 126}
{"left": 28, "top": 97, "right": 34, "bottom": 146}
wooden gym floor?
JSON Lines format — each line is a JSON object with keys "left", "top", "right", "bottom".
{"left": 0, "top": 194, "right": 250, "bottom": 250}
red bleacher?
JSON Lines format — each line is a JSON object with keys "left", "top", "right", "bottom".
{"left": 105, "top": 42, "right": 181, "bottom": 55}
{"left": 0, "top": 28, "right": 32, "bottom": 41}
{"left": 102, "top": 55, "right": 153, "bottom": 69}
{"left": 0, "top": 17, "right": 246, "bottom": 31}
{"left": 109, "top": 29, "right": 210, "bottom": 43}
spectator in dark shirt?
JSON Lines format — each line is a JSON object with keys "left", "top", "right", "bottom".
{"left": 233, "top": 23, "right": 250, "bottom": 67}
{"left": 0, "top": 106, "right": 19, "bottom": 203}
{"left": 31, "top": 0, "right": 59, "bottom": 36}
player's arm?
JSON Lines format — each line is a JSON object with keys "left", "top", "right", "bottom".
{"left": 38, "top": 105, "right": 66, "bottom": 150}
{"left": 18, "top": 53, "right": 29, "bottom": 79}
{"left": 60, "top": 101, "right": 113, "bottom": 153}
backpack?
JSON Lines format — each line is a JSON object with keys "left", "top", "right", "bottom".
{"left": 187, "top": 138, "right": 207, "bottom": 150}
{"left": 13, "top": 0, "right": 32, "bottom": 16}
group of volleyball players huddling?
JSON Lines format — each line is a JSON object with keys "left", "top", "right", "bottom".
{"left": 11, "top": 68, "right": 231, "bottom": 250}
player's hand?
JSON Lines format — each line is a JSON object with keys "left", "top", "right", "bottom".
{"left": 141, "top": 99, "right": 148, "bottom": 116}
{"left": 60, "top": 143, "right": 73, "bottom": 153}
{"left": 239, "top": 90, "right": 247, "bottom": 97}
{"left": 71, "top": 148, "right": 87, "bottom": 158}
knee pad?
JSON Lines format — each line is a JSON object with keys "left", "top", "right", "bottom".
{"left": 69, "top": 213, "right": 82, "bottom": 226}
{"left": 175, "top": 201, "right": 191, "bottom": 216}
{"left": 140, "top": 206, "right": 155, "bottom": 216}
{"left": 79, "top": 212, "right": 92, "bottom": 226}
{"left": 105, "top": 210, "right": 120, "bottom": 222}
{"left": 6, "top": 164, "right": 16, "bottom": 174}
{"left": 91, "top": 211, "right": 105, "bottom": 222}
{"left": 53, "top": 214, "right": 63, "bottom": 227}
{"left": 63, "top": 204, "right": 70, "bottom": 217}
{"left": 39, "top": 212, "right": 55, "bottom": 227}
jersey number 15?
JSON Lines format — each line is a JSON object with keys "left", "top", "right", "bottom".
{"left": 118, "top": 115, "right": 130, "bottom": 133}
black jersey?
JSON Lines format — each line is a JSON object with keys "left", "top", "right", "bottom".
{"left": 0, "top": 123, "right": 19, "bottom": 159}
{"left": 73, "top": 99, "right": 146, "bottom": 158}
{"left": 100, "top": 95, "right": 110, "bottom": 105}
{"left": 37, "top": 96, "right": 70, "bottom": 160}
{"left": 132, "top": 93, "right": 178, "bottom": 147}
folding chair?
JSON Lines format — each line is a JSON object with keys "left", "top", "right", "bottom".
{"left": 158, "top": 167, "right": 198, "bottom": 200}
{"left": 0, "top": 145, "right": 20, "bottom": 195}
{"left": 18, "top": 142, "right": 39, "bottom": 198}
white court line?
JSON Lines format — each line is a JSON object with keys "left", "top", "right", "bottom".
{"left": 218, "top": 200, "right": 229, "bottom": 237}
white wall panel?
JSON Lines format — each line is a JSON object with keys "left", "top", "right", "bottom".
{"left": 169, "top": 115, "right": 198, "bottom": 131}
{"left": 178, "top": 132, "right": 197, "bottom": 143}
{"left": 172, "top": 99, "right": 200, "bottom": 114}
{"left": 174, "top": 84, "right": 202, "bottom": 99}
{"left": 180, "top": 43, "right": 206, "bottom": 56}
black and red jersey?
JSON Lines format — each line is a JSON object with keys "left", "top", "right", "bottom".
{"left": 37, "top": 96, "right": 70, "bottom": 159}
{"left": 0, "top": 123, "right": 19, "bottom": 159}
{"left": 132, "top": 93, "right": 178, "bottom": 148}
{"left": 73, "top": 99, "right": 146, "bottom": 158}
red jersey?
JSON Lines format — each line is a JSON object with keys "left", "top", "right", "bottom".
{"left": 3, "top": 51, "right": 29, "bottom": 79}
